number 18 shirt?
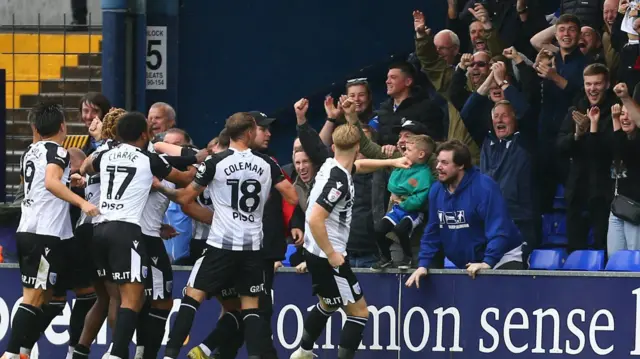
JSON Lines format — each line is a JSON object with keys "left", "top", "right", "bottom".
{"left": 194, "top": 147, "right": 284, "bottom": 251}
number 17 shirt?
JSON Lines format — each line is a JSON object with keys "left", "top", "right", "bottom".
{"left": 194, "top": 147, "right": 284, "bottom": 251}
{"left": 92, "top": 143, "right": 172, "bottom": 226}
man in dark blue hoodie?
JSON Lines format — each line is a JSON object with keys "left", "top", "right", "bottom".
{"left": 406, "top": 140, "right": 523, "bottom": 286}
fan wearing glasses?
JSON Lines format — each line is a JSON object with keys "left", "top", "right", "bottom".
{"left": 449, "top": 51, "right": 492, "bottom": 111}
{"left": 318, "top": 78, "right": 375, "bottom": 146}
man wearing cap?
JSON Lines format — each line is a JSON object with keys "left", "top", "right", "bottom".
{"left": 345, "top": 112, "right": 438, "bottom": 267}
{"left": 353, "top": 116, "right": 438, "bottom": 176}
{"left": 242, "top": 111, "right": 294, "bottom": 357}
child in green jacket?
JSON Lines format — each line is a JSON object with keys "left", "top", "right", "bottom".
{"left": 372, "top": 134, "right": 435, "bottom": 270}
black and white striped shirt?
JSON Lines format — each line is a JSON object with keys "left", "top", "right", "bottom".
{"left": 194, "top": 147, "right": 284, "bottom": 251}
{"left": 303, "top": 158, "right": 355, "bottom": 258}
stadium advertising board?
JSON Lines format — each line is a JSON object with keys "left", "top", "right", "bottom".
{"left": 0, "top": 266, "right": 638, "bottom": 358}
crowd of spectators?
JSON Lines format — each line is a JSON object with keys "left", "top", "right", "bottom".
{"left": 287, "top": 0, "right": 640, "bottom": 272}
{"left": 15, "top": 0, "right": 640, "bottom": 274}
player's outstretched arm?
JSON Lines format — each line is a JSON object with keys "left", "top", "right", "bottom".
{"left": 164, "top": 167, "right": 196, "bottom": 188}
{"left": 155, "top": 180, "right": 203, "bottom": 206}
{"left": 274, "top": 180, "right": 299, "bottom": 206}
{"left": 45, "top": 164, "right": 99, "bottom": 216}
{"left": 181, "top": 201, "right": 213, "bottom": 225}
{"left": 153, "top": 142, "right": 183, "bottom": 156}
{"left": 354, "top": 157, "right": 412, "bottom": 174}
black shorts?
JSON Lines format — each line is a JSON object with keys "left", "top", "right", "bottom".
{"left": 304, "top": 250, "right": 363, "bottom": 307}
{"left": 210, "top": 259, "right": 276, "bottom": 301}
{"left": 16, "top": 232, "right": 63, "bottom": 290}
{"left": 143, "top": 234, "right": 173, "bottom": 300}
{"left": 189, "top": 239, "right": 209, "bottom": 265}
{"left": 92, "top": 221, "right": 149, "bottom": 284}
{"left": 187, "top": 246, "right": 264, "bottom": 297}
{"left": 54, "top": 224, "right": 97, "bottom": 295}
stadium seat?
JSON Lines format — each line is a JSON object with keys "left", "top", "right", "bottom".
{"left": 529, "top": 249, "right": 567, "bottom": 270}
{"left": 587, "top": 228, "right": 595, "bottom": 247}
{"left": 553, "top": 185, "right": 566, "bottom": 209}
{"left": 282, "top": 244, "right": 298, "bottom": 267}
{"left": 545, "top": 235, "right": 568, "bottom": 246}
{"left": 541, "top": 212, "right": 569, "bottom": 247}
{"left": 562, "top": 250, "right": 605, "bottom": 271}
{"left": 444, "top": 257, "right": 457, "bottom": 269}
{"left": 541, "top": 214, "right": 553, "bottom": 238}
{"left": 605, "top": 250, "right": 640, "bottom": 272}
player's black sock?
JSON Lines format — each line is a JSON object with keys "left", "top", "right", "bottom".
{"left": 242, "top": 308, "right": 272, "bottom": 358}
{"left": 337, "top": 315, "right": 368, "bottom": 359}
{"left": 142, "top": 308, "right": 170, "bottom": 359}
{"left": 72, "top": 344, "right": 90, "bottom": 359}
{"left": 136, "top": 302, "right": 151, "bottom": 349}
{"left": 20, "top": 304, "right": 46, "bottom": 354}
{"left": 21, "top": 299, "right": 63, "bottom": 353}
{"left": 111, "top": 307, "right": 139, "bottom": 359}
{"left": 300, "top": 303, "right": 335, "bottom": 351}
{"left": 69, "top": 293, "right": 97, "bottom": 348}
{"left": 6, "top": 304, "right": 40, "bottom": 355}
{"left": 164, "top": 295, "right": 200, "bottom": 358}
{"left": 201, "top": 310, "right": 242, "bottom": 352}
{"left": 40, "top": 299, "right": 66, "bottom": 331}
{"left": 217, "top": 326, "right": 244, "bottom": 359}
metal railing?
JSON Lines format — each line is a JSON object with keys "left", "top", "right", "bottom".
{"left": 2, "top": 13, "right": 103, "bottom": 202}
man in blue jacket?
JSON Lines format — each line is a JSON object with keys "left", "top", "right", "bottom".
{"left": 406, "top": 140, "right": 523, "bottom": 287}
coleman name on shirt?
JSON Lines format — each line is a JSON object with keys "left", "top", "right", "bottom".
{"left": 223, "top": 161, "right": 265, "bottom": 177}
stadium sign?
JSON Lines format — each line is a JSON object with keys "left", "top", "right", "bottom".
{"left": 0, "top": 266, "right": 639, "bottom": 358}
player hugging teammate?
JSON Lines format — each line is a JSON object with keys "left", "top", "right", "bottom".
{"left": 2, "top": 102, "right": 402, "bottom": 359}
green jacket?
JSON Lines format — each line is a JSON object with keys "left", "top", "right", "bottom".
{"left": 388, "top": 163, "right": 433, "bottom": 212}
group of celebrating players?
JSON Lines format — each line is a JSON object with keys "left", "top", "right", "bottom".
{"left": 2, "top": 99, "right": 410, "bottom": 359}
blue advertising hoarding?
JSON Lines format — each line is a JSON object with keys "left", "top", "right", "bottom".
{"left": 0, "top": 265, "right": 638, "bottom": 358}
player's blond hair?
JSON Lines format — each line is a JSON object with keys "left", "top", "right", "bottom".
{"left": 331, "top": 124, "right": 361, "bottom": 151}
{"left": 406, "top": 134, "right": 436, "bottom": 155}
{"left": 101, "top": 108, "right": 128, "bottom": 140}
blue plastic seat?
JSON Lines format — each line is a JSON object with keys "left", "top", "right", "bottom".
{"left": 552, "top": 213, "right": 567, "bottom": 235}
{"left": 605, "top": 250, "right": 640, "bottom": 271}
{"left": 545, "top": 235, "right": 568, "bottom": 246}
{"left": 529, "top": 249, "right": 568, "bottom": 270}
{"left": 562, "top": 250, "right": 605, "bottom": 271}
{"left": 553, "top": 185, "right": 566, "bottom": 209}
{"left": 587, "top": 228, "right": 595, "bottom": 246}
{"left": 541, "top": 214, "right": 554, "bottom": 238}
{"left": 282, "top": 244, "right": 298, "bottom": 267}
{"left": 444, "top": 257, "right": 457, "bottom": 269}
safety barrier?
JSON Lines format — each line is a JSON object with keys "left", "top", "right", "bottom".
{"left": 0, "top": 264, "right": 638, "bottom": 358}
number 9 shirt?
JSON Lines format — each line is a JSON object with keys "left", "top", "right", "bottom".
{"left": 194, "top": 148, "right": 284, "bottom": 251}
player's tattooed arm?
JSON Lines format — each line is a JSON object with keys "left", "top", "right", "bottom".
{"left": 152, "top": 178, "right": 180, "bottom": 202}
{"left": 157, "top": 180, "right": 205, "bottom": 205}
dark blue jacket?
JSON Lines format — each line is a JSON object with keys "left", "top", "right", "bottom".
{"left": 418, "top": 167, "right": 522, "bottom": 269}
{"left": 480, "top": 132, "right": 534, "bottom": 221}
{"left": 539, "top": 49, "right": 588, "bottom": 140}
{"left": 460, "top": 86, "right": 536, "bottom": 221}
